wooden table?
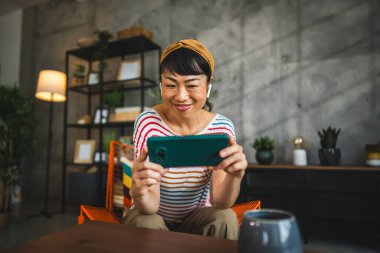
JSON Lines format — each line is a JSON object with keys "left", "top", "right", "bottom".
{"left": 2, "top": 221, "right": 322, "bottom": 253}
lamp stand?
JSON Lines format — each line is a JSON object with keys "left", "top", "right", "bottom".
{"left": 40, "top": 98, "right": 54, "bottom": 217}
{"left": 28, "top": 93, "right": 59, "bottom": 219}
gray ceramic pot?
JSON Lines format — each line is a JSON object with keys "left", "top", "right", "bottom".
{"left": 238, "top": 209, "right": 303, "bottom": 253}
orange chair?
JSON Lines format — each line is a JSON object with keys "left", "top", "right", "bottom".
{"left": 78, "top": 141, "right": 260, "bottom": 225}
{"left": 231, "top": 200, "right": 261, "bottom": 224}
{"left": 78, "top": 141, "right": 133, "bottom": 225}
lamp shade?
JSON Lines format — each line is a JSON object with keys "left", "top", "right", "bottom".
{"left": 35, "top": 70, "right": 67, "bottom": 102}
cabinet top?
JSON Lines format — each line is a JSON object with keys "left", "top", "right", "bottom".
{"left": 247, "top": 163, "right": 380, "bottom": 172}
{"left": 67, "top": 36, "right": 161, "bottom": 60}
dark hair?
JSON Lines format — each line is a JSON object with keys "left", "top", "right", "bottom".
{"left": 160, "top": 48, "right": 213, "bottom": 111}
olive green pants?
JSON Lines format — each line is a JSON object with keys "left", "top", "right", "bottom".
{"left": 123, "top": 207, "right": 238, "bottom": 240}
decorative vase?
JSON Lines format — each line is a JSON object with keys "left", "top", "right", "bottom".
{"left": 256, "top": 150, "right": 274, "bottom": 165}
{"left": 318, "top": 148, "right": 341, "bottom": 165}
{"left": 238, "top": 209, "right": 303, "bottom": 253}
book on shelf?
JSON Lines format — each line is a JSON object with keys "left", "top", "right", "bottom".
{"left": 110, "top": 106, "right": 148, "bottom": 122}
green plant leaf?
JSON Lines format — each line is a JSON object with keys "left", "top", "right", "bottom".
{"left": 0, "top": 84, "right": 37, "bottom": 187}
{"left": 252, "top": 136, "right": 275, "bottom": 151}
{"left": 318, "top": 126, "right": 341, "bottom": 149}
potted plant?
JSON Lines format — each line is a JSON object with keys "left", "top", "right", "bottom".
{"left": 104, "top": 89, "right": 123, "bottom": 111}
{"left": 93, "top": 29, "right": 113, "bottom": 81}
{"left": 0, "top": 84, "right": 36, "bottom": 226}
{"left": 251, "top": 136, "right": 275, "bottom": 165}
{"left": 317, "top": 127, "right": 341, "bottom": 166}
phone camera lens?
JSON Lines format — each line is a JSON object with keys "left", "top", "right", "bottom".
{"left": 156, "top": 148, "right": 166, "bottom": 161}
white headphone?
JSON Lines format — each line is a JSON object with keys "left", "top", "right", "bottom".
{"left": 207, "top": 83, "right": 212, "bottom": 98}
{"left": 159, "top": 82, "right": 162, "bottom": 96}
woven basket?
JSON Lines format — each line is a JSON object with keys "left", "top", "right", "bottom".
{"left": 117, "top": 26, "right": 153, "bottom": 41}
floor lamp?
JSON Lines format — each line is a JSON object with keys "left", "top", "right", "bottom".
{"left": 35, "top": 70, "right": 66, "bottom": 218}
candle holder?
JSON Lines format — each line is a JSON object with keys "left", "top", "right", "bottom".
{"left": 292, "top": 136, "right": 307, "bottom": 166}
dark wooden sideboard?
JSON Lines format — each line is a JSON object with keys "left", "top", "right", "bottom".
{"left": 238, "top": 164, "right": 380, "bottom": 243}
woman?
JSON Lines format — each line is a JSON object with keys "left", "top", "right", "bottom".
{"left": 125, "top": 39, "right": 247, "bottom": 240}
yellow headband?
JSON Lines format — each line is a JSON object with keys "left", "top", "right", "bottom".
{"left": 160, "top": 39, "right": 215, "bottom": 79}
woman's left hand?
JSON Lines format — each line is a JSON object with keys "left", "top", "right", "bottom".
{"left": 209, "top": 136, "right": 247, "bottom": 178}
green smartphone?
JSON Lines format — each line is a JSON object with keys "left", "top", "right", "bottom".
{"left": 147, "top": 134, "right": 230, "bottom": 168}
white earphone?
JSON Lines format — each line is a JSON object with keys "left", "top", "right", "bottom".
{"left": 159, "top": 82, "right": 162, "bottom": 96}
{"left": 207, "top": 83, "right": 212, "bottom": 98}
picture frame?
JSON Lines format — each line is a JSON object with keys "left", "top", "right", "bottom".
{"left": 93, "top": 107, "right": 110, "bottom": 124}
{"left": 74, "top": 140, "right": 96, "bottom": 164}
{"left": 71, "top": 63, "right": 87, "bottom": 86}
{"left": 88, "top": 72, "right": 99, "bottom": 85}
{"left": 117, "top": 59, "right": 141, "bottom": 80}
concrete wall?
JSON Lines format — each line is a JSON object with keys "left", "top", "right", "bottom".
{"left": 0, "top": 10, "right": 22, "bottom": 85}
{"left": 20, "top": 0, "right": 380, "bottom": 198}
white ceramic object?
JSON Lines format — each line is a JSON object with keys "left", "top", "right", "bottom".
{"left": 293, "top": 149, "right": 307, "bottom": 166}
{"left": 366, "top": 159, "right": 380, "bottom": 166}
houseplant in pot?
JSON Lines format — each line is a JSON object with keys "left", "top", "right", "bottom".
{"left": 93, "top": 29, "right": 113, "bottom": 82}
{"left": 0, "top": 84, "right": 36, "bottom": 226}
{"left": 251, "top": 136, "right": 275, "bottom": 165}
{"left": 317, "top": 127, "right": 341, "bottom": 166}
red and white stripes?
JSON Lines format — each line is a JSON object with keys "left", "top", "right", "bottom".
{"left": 132, "top": 108, "right": 235, "bottom": 223}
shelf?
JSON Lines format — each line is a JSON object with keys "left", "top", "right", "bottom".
{"left": 67, "top": 36, "right": 161, "bottom": 60}
{"left": 67, "top": 121, "right": 135, "bottom": 128}
{"left": 66, "top": 162, "right": 108, "bottom": 167}
{"left": 68, "top": 77, "right": 158, "bottom": 95}
{"left": 63, "top": 35, "right": 161, "bottom": 211}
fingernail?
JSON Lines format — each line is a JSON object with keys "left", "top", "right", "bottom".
{"left": 220, "top": 151, "right": 226, "bottom": 158}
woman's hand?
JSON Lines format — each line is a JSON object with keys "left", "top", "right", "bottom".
{"left": 209, "top": 136, "right": 247, "bottom": 179}
{"left": 130, "top": 146, "right": 167, "bottom": 199}
{"left": 208, "top": 136, "right": 247, "bottom": 208}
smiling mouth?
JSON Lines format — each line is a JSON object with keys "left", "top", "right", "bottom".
{"left": 174, "top": 104, "right": 192, "bottom": 111}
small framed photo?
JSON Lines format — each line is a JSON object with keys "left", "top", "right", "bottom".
{"left": 117, "top": 59, "right": 141, "bottom": 80}
{"left": 88, "top": 72, "right": 99, "bottom": 85}
{"left": 93, "top": 108, "right": 110, "bottom": 124}
{"left": 71, "top": 63, "right": 87, "bottom": 86}
{"left": 74, "top": 140, "right": 96, "bottom": 164}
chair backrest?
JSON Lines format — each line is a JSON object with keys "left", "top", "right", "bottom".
{"left": 106, "top": 141, "right": 133, "bottom": 211}
{"left": 232, "top": 200, "right": 261, "bottom": 224}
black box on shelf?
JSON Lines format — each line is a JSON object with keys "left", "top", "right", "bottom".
{"left": 67, "top": 168, "right": 107, "bottom": 206}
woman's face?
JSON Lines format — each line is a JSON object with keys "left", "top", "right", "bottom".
{"left": 161, "top": 70, "right": 208, "bottom": 116}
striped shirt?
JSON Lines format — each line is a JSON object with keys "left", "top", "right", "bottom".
{"left": 132, "top": 108, "right": 236, "bottom": 223}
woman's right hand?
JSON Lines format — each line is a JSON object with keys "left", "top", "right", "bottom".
{"left": 130, "top": 146, "right": 167, "bottom": 199}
